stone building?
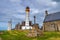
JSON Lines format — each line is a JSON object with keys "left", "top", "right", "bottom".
{"left": 43, "top": 11, "right": 60, "bottom": 31}
{"left": 15, "top": 7, "right": 40, "bottom": 30}
{"left": 15, "top": 15, "right": 42, "bottom": 37}
{"left": 15, "top": 23, "right": 21, "bottom": 30}
{"left": 15, "top": 16, "right": 40, "bottom": 31}
{"left": 15, "top": 21, "right": 33, "bottom": 30}
{"left": 15, "top": 21, "right": 40, "bottom": 30}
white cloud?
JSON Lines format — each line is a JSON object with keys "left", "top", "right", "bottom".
{"left": 13, "top": 14, "right": 25, "bottom": 20}
{"left": 51, "top": 2, "right": 57, "bottom": 6}
{"left": 16, "top": 9, "right": 25, "bottom": 13}
{"left": 35, "top": 0, "right": 57, "bottom": 8}
{"left": 46, "top": 1, "right": 57, "bottom": 7}
{"left": 30, "top": 7, "right": 51, "bottom": 16}
{"left": 9, "top": 0, "right": 20, "bottom": 2}
{"left": 30, "top": 8, "right": 40, "bottom": 15}
{"left": 0, "top": 22, "right": 7, "bottom": 27}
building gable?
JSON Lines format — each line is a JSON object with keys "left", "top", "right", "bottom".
{"left": 44, "top": 12, "right": 60, "bottom": 22}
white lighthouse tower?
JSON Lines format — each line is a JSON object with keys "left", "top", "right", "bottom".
{"left": 8, "top": 19, "right": 12, "bottom": 31}
{"left": 22, "top": 7, "right": 32, "bottom": 30}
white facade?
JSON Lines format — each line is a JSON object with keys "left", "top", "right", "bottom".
{"left": 22, "top": 26, "right": 32, "bottom": 30}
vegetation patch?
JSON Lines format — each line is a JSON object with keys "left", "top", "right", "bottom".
{"left": 0, "top": 30, "right": 60, "bottom": 40}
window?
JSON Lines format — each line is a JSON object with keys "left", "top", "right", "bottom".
{"left": 51, "top": 23, "right": 55, "bottom": 28}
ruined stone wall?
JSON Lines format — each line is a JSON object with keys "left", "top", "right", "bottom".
{"left": 43, "top": 20, "right": 60, "bottom": 31}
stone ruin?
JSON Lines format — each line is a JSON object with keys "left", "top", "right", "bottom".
{"left": 27, "top": 24, "right": 43, "bottom": 37}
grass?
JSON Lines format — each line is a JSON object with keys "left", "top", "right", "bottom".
{"left": 0, "top": 30, "right": 60, "bottom": 40}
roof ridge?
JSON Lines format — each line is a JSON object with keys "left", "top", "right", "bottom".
{"left": 48, "top": 12, "right": 60, "bottom": 15}
{"left": 44, "top": 11, "right": 60, "bottom": 22}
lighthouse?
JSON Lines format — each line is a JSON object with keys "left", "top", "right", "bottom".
{"left": 25, "top": 7, "right": 30, "bottom": 27}
{"left": 22, "top": 7, "right": 32, "bottom": 30}
{"left": 8, "top": 19, "right": 12, "bottom": 31}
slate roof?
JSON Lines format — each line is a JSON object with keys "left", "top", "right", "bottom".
{"left": 44, "top": 12, "right": 60, "bottom": 23}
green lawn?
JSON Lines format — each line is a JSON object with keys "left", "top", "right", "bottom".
{"left": 0, "top": 30, "right": 60, "bottom": 40}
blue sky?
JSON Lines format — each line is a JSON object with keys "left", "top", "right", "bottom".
{"left": 0, "top": 0, "right": 60, "bottom": 30}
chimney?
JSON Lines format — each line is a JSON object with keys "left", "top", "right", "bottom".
{"left": 34, "top": 16, "right": 36, "bottom": 24}
{"left": 45, "top": 10, "right": 48, "bottom": 16}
